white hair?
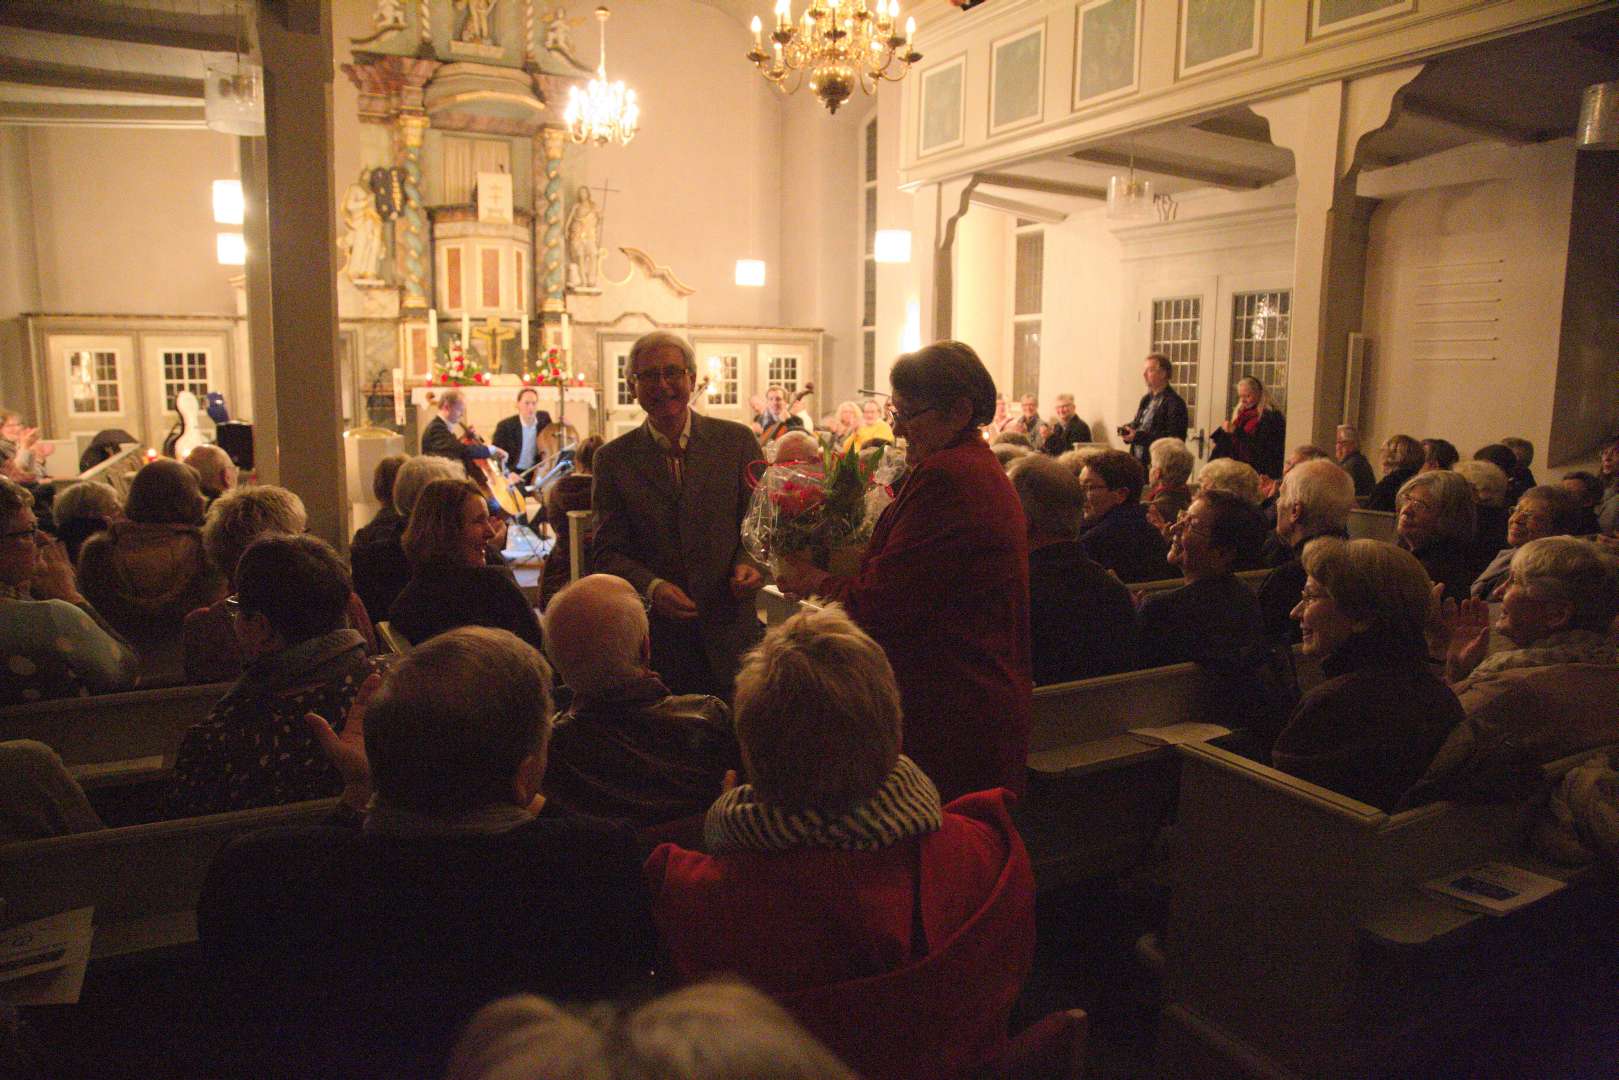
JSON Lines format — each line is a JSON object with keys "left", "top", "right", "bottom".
{"left": 1197, "top": 458, "right": 1262, "bottom": 507}
{"left": 393, "top": 455, "right": 466, "bottom": 516}
{"left": 1278, "top": 458, "right": 1356, "bottom": 533}
{"left": 1148, "top": 437, "right": 1194, "bottom": 487}
{"left": 1454, "top": 460, "right": 1508, "bottom": 508}
{"left": 542, "top": 575, "right": 649, "bottom": 697}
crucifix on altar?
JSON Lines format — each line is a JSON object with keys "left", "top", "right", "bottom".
{"left": 472, "top": 315, "right": 517, "bottom": 372}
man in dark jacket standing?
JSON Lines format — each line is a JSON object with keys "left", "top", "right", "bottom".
{"left": 1121, "top": 353, "right": 1188, "bottom": 470}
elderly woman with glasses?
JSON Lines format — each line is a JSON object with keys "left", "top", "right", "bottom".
{"left": 1395, "top": 469, "right": 1481, "bottom": 602}
{"left": 0, "top": 478, "right": 135, "bottom": 705}
{"left": 1469, "top": 484, "right": 1583, "bottom": 599}
{"left": 1276, "top": 538, "right": 1463, "bottom": 811}
{"left": 1413, "top": 536, "right": 1619, "bottom": 803}
{"left": 776, "top": 341, "right": 1031, "bottom": 802}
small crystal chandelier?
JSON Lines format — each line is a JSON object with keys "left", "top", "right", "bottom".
{"left": 746, "top": 0, "right": 921, "bottom": 115}
{"left": 1105, "top": 146, "right": 1154, "bottom": 222}
{"left": 565, "top": 7, "right": 640, "bottom": 147}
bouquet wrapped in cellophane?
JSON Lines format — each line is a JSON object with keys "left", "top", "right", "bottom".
{"left": 742, "top": 440, "right": 904, "bottom": 577}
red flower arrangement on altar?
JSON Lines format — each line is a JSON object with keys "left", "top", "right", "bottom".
{"left": 430, "top": 341, "right": 490, "bottom": 386}
{"left": 521, "top": 347, "right": 590, "bottom": 388}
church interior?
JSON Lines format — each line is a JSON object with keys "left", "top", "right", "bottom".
{"left": 2, "top": 0, "right": 1619, "bottom": 1076}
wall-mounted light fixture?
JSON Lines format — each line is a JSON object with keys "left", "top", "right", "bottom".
{"left": 735, "top": 259, "right": 767, "bottom": 287}
{"left": 874, "top": 229, "right": 912, "bottom": 264}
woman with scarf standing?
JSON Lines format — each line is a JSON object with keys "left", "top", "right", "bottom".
{"left": 1210, "top": 376, "right": 1286, "bottom": 480}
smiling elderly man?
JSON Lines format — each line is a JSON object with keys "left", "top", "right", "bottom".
{"left": 591, "top": 331, "right": 764, "bottom": 698}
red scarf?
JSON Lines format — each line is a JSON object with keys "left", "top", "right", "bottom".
{"left": 1234, "top": 404, "right": 1261, "bottom": 436}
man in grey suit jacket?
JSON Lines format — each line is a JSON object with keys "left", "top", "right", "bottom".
{"left": 591, "top": 331, "right": 764, "bottom": 697}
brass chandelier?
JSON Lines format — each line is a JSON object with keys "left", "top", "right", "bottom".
{"left": 746, "top": 0, "right": 920, "bottom": 115}
{"left": 565, "top": 7, "right": 640, "bottom": 147}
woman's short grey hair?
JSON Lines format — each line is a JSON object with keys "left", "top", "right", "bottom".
{"left": 1397, "top": 469, "right": 1477, "bottom": 545}
{"left": 991, "top": 430, "right": 1032, "bottom": 450}
{"left": 733, "top": 603, "right": 901, "bottom": 815}
{"left": 393, "top": 454, "right": 465, "bottom": 516}
{"left": 1008, "top": 453, "right": 1085, "bottom": 540}
{"left": 888, "top": 340, "right": 997, "bottom": 427}
{"left": 1196, "top": 458, "right": 1262, "bottom": 507}
{"left": 628, "top": 330, "right": 696, "bottom": 376}
{"left": 446, "top": 982, "right": 855, "bottom": 1080}
{"left": 1454, "top": 460, "right": 1508, "bottom": 508}
{"left": 1057, "top": 445, "right": 1106, "bottom": 478}
{"left": 51, "top": 481, "right": 121, "bottom": 526}
{"left": 991, "top": 443, "right": 1031, "bottom": 469}
{"left": 1302, "top": 538, "right": 1434, "bottom": 648}
{"left": 202, "top": 485, "right": 307, "bottom": 582}
{"left": 1510, "top": 536, "right": 1619, "bottom": 634}
{"left": 1148, "top": 437, "right": 1194, "bottom": 487}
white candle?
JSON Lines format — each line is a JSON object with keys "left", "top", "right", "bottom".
{"left": 427, "top": 308, "right": 438, "bottom": 348}
{"left": 751, "top": 14, "right": 762, "bottom": 47}
{"left": 562, "top": 313, "right": 572, "bottom": 354}
{"left": 520, "top": 316, "right": 529, "bottom": 351}
{"left": 461, "top": 311, "right": 470, "bottom": 349}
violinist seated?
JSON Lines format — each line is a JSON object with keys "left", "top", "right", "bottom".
{"left": 421, "top": 389, "right": 508, "bottom": 476}
{"left": 491, "top": 387, "right": 553, "bottom": 496}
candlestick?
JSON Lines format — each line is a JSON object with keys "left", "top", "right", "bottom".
{"left": 461, "top": 311, "right": 470, "bottom": 351}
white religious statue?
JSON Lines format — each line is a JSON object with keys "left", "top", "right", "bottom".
{"left": 338, "top": 171, "right": 386, "bottom": 283}
{"left": 455, "top": 0, "right": 498, "bottom": 44}
{"left": 373, "top": 0, "right": 405, "bottom": 31}
{"left": 565, "top": 186, "right": 601, "bottom": 290}
{"left": 543, "top": 6, "right": 587, "bottom": 69}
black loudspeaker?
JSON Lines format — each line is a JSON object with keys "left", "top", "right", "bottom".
{"left": 215, "top": 421, "right": 255, "bottom": 471}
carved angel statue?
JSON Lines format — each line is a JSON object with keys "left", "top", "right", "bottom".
{"left": 543, "top": 5, "right": 588, "bottom": 70}
{"left": 565, "top": 186, "right": 601, "bottom": 290}
{"left": 373, "top": 0, "right": 405, "bottom": 31}
{"left": 339, "top": 170, "right": 386, "bottom": 283}
{"left": 455, "top": 0, "right": 498, "bottom": 44}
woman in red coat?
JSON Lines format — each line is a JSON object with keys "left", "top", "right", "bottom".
{"left": 645, "top": 604, "right": 1036, "bottom": 1080}
{"left": 776, "top": 341, "right": 1031, "bottom": 801}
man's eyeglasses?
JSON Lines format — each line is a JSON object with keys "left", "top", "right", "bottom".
{"left": 630, "top": 366, "right": 692, "bottom": 385}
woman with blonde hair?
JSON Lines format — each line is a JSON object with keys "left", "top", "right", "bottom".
{"left": 387, "top": 478, "right": 543, "bottom": 650}
{"left": 1395, "top": 469, "right": 1480, "bottom": 601}
{"left": 1276, "top": 538, "right": 1462, "bottom": 810}
{"left": 1210, "top": 376, "right": 1286, "bottom": 479}
{"left": 1367, "top": 433, "right": 1424, "bottom": 512}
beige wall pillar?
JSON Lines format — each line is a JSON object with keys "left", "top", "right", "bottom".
{"left": 256, "top": 0, "right": 347, "bottom": 545}
{"left": 1254, "top": 65, "right": 1420, "bottom": 450}
{"left": 909, "top": 176, "right": 977, "bottom": 349}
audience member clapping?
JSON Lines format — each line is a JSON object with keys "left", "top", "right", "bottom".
{"left": 1274, "top": 539, "right": 1463, "bottom": 811}
{"left": 1455, "top": 458, "right": 1510, "bottom": 554}
{"left": 645, "top": 604, "right": 1035, "bottom": 1080}
{"left": 49, "top": 480, "right": 121, "bottom": 564}
{"left": 1415, "top": 537, "right": 1619, "bottom": 803}
{"left": 540, "top": 574, "right": 738, "bottom": 830}
{"left": 1469, "top": 483, "right": 1581, "bottom": 599}
{"left": 1136, "top": 489, "right": 1268, "bottom": 670}
{"left": 183, "top": 485, "right": 375, "bottom": 683}
{"left": 1395, "top": 469, "right": 1480, "bottom": 601}
{"left": 1077, "top": 450, "right": 1172, "bottom": 583}
{"left": 166, "top": 534, "right": 388, "bottom": 818}
{"left": 1144, "top": 437, "right": 1194, "bottom": 526}
{"left": 1367, "top": 433, "right": 1423, "bottom": 512}
{"left": 1257, "top": 459, "right": 1356, "bottom": 644}
{"left": 446, "top": 982, "right": 856, "bottom": 1080}
{"left": 1008, "top": 454, "right": 1135, "bottom": 684}
{"left": 0, "top": 478, "right": 136, "bottom": 705}
{"left": 198, "top": 627, "right": 656, "bottom": 1079}
{"left": 76, "top": 458, "right": 227, "bottom": 682}
{"left": 350, "top": 453, "right": 463, "bottom": 623}
{"left": 387, "top": 478, "right": 543, "bottom": 650}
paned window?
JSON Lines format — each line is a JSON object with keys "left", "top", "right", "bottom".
{"left": 1228, "top": 290, "right": 1291, "bottom": 413}
{"left": 766, "top": 352, "right": 799, "bottom": 395}
{"left": 703, "top": 352, "right": 739, "bottom": 406}
{"left": 616, "top": 354, "right": 634, "bottom": 405}
{"left": 69, "top": 350, "right": 120, "bottom": 414}
{"left": 861, "top": 116, "right": 878, "bottom": 392}
{"left": 1151, "top": 296, "right": 1202, "bottom": 410}
{"left": 161, "top": 350, "right": 209, "bottom": 411}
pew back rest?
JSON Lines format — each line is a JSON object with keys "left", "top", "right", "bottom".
{"left": 1347, "top": 508, "right": 1398, "bottom": 543}
{"left": 0, "top": 798, "right": 338, "bottom": 956}
{"left": 1130, "top": 568, "right": 1271, "bottom": 597}
{"left": 0, "top": 682, "right": 229, "bottom": 770}
{"left": 1030, "top": 662, "right": 1204, "bottom": 754}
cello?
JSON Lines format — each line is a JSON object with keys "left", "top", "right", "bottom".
{"left": 458, "top": 421, "right": 526, "bottom": 520}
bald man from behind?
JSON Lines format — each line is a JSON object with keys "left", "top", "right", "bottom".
{"left": 541, "top": 574, "right": 739, "bottom": 830}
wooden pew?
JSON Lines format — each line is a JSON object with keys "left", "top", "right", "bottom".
{"left": 0, "top": 683, "right": 229, "bottom": 787}
{"left": 1347, "top": 508, "right": 1397, "bottom": 543}
{"left": 1155, "top": 742, "right": 1612, "bottom": 1079}
{"left": 1129, "top": 568, "right": 1272, "bottom": 598}
{"left": 0, "top": 798, "right": 339, "bottom": 960}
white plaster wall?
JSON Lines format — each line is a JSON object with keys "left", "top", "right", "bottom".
{"left": 872, "top": 85, "right": 913, "bottom": 396}
{"left": 0, "top": 126, "right": 41, "bottom": 415}
{"left": 1038, "top": 206, "right": 1125, "bottom": 445}
{"left": 951, "top": 203, "right": 1007, "bottom": 384}
{"left": 18, "top": 127, "right": 239, "bottom": 316}
{"left": 1360, "top": 141, "right": 1575, "bottom": 465}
